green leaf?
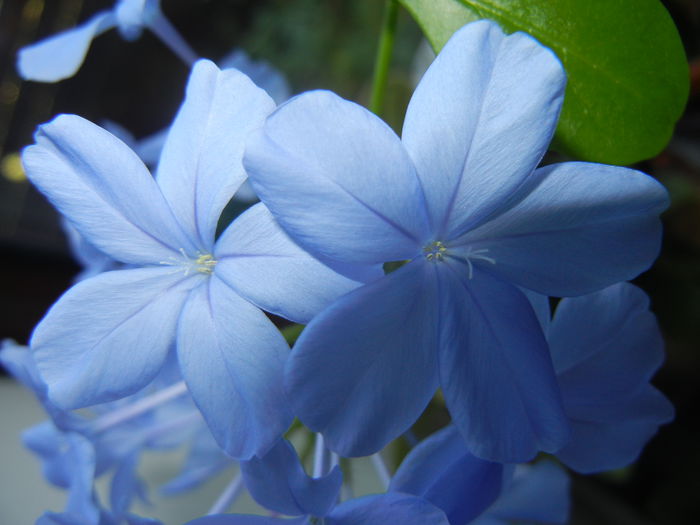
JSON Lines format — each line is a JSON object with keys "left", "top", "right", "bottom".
{"left": 399, "top": 0, "right": 689, "bottom": 165}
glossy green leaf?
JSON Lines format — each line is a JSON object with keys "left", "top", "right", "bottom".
{"left": 399, "top": 0, "right": 689, "bottom": 165}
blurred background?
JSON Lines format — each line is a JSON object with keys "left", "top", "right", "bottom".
{"left": 0, "top": 0, "right": 698, "bottom": 523}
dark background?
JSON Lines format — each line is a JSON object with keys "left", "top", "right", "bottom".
{"left": 0, "top": 1, "right": 698, "bottom": 523}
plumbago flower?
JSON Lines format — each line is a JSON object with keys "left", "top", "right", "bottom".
{"left": 22, "top": 59, "right": 373, "bottom": 460}
{"left": 17, "top": 0, "right": 197, "bottom": 82}
{"left": 243, "top": 20, "right": 669, "bottom": 462}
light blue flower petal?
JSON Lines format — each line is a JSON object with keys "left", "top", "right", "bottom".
{"left": 548, "top": 283, "right": 673, "bottom": 472}
{"left": 22, "top": 115, "right": 197, "bottom": 265}
{"left": 177, "top": 276, "right": 293, "bottom": 460}
{"left": 241, "top": 438, "right": 342, "bottom": 517}
{"left": 558, "top": 386, "right": 673, "bottom": 474}
{"left": 215, "top": 203, "right": 380, "bottom": 324}
{"left": 402, "top": 20, "right": 565, "bottom": 237}
{"left": 31, "top": 267, "right": 197, "bottom": 409}
{"left": 461, "top": 162, "right": 669, "bottom": 296}
{"left": 186, "top": 516, "right": 308, "bottom": 525}
{"left": 219, "top": 49, "right": 291, "bottom": 105}
{"left": 161, "top": 427, "right": 232, "bottom": 494}
{"left": 437, "top": 264, "right": 569, "bottom": 463}
{"left": 326, "top": 493, "right": 449, "bottom": 525}
{"left": 478, "top": 461, "right": 569, "bottom": 525}
{"left": 285, "top": 261, "right": 439, "bottom": 457}
{"left": 110, "top": 452, "right": 144, "bottom": 519}
{"left": 156, "top": 60, "right": 275, "bottom": 248}
{"left": 390, "top": 425, "right": 503, "bottom": 525}
{"left": 244, "top": 90, "right": 430, "bottom": 265}
{"left": 17, "top": 11, "right": 116, "bottom": 82}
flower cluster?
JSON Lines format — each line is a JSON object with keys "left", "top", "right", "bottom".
{"left": 3, "top": 5, "right": 673, "bottom": 524}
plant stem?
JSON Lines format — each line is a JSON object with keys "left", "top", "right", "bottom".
{"left": 369, "top": 0, "right": 400, "bottom": 116}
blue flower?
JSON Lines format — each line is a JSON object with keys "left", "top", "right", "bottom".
{"left": 390, "top": 425, "right": 570, "bottom": 525}
{"left": 22, "top": 59, "right": 373, "bottom": 459}
{"left": 17, "top": 0, "right": 197, "bottom": 82}
{"left": 243, "top": 20, "right": 669, "bottom": 462}
{"left": 186, "top": 437, "right": 451, "bottom": 525}
{"left": 539, "top": 283, "right": 675, "bottom": 473}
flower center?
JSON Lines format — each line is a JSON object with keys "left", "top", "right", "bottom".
{"left": 160, "top": 249, "right": 217, "bottom": 276}
{"left": 423, "top": 240, "right": 448, "bottom": 262}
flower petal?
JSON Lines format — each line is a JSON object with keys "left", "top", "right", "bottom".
{"left": 244, "top": 90, "right": 430, "bottom": 265}
{"left": 17, "top": 11, "right": 116, "bottom": 82}
{"left": 215, "top": 203, "right": 380, "bottom": 323}
{"left": 156, "top": 60, "right": 275, "bottom": 248}
{"left": 437, "top": 264, "right": 569, "bottom": 462}
{"left": 402, "top": 20, "right": 565, "bottom": 237}
{"left": 461, "top": 162, "right": 669, "bottom": 296}
{"left": 390, "top": 425, "right": 503, "bottom": 525}
{"left": 177, "top": 276, "right": 293, "bottom": 460}
{"left": 31, "top": 267, "right": 196, "bottom": 409}
{"left": 186, "top": 517, "right": 307, "bottom": 525}
{"left": 241, "top": 438, "right": 342, "bottom": 517}
{"left": 22, "top": 115, "right": 196, "bottom": 265}
{"left": 326, "top": 493, "right": 449, "bottom": 525}
{"left": 559, "top": 386, "right": 673, "bottom": 474}
{"left": 285, "top": 261, "right": 440, "bottom": 456}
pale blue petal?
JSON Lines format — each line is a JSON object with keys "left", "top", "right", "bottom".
{"left": 110, "top": 452, "right": 143, "bottom": 518}
{"left": 390, "top": 425, "right": 503, "bottom": 525}
{"left": 17, "top": 12, "right": 116, "bottom": 82}
{"left": 479, "top": 461, "right": 570, "bottom": 525}
{"left": 177, "top": 276, "right": 293, "bottom": 460}
{"left": 244, "top": 90, "right": 430, "bottom": 265}
{"left": 549, "top": 284, "right": 673, "bottom": 472}
{"left": 402, "top": 20, "right": 565, "bottom": 237}
{"left": 22, "top": 115, "right": 196, "bottom": 265}
{"left": 219, "top": 49, "right": 291, "bottom": 104}
{"left": 460, "top": 162, "right": 669, "bottom": 296}
{"left": 241, "top": 438, "right": 342, "bottom": 517}
{"left": 161, "top": 428, "right": 233, "bottom": 494}
{"left": 286, "top": 261, "right": 439, "bottom": 456}
{"left": 157, "top": 60, "right": 275, "bottom": 248}
{"left": 115, "top": 0, "right": 157, "bottom": 40}
{"left": 31, "top": 267, "right": 197, "bottom": 409}
{"left": 437, "top": 264, "right": 569, "bottom": 463}
{"left": 326, "top": 493, "right": 449, "bottom": 525}
{"left": 215, "top": 203, "right": 380, "bottom": 323}
{"left": 134, "top": 129, "right": 169, "bottom": 166}
{"left": 186, "top": 517, "right": 308, "bottom": 525}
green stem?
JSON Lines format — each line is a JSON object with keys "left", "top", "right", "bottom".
{"left": 369, "top": 0, "right": 400, "bottom": 116}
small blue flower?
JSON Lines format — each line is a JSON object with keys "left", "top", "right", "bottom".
{"left": 243, "top": 20, "right": 669, "bottom": 462}
{"left": 23, "top": 59, "right": 374, "bottom": 460}
{"left": 17, "top": 0, "right": 197, "bottom": 82}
